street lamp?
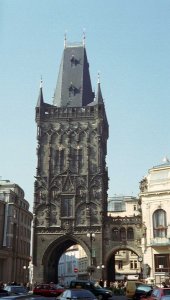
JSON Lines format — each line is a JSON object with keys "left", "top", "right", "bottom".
{"left": 23, "top": 265, "right": 30, "bottom": 283}
{"left": 87, "top": 232, "right": 95, "bottom": 279}
{"left": 97, "top": 265, "right": 105, "bottom": 284}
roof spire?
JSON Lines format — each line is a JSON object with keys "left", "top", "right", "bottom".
{"left": 98, "top": 72, "right": 100, "bottom": 84}
{"left": 36, "top": 77, "right": 44, "bottom": 107}
{"left": 64, "top": 31, "right": 67, "bottom": 49}
{"left": 95, "top": 72, "right": 103, "bottom": 104}
{"left": 82, "top": 29, "right": 86, "bottom": 47}
{"left": 40, "top": 76, "right": 43, "bottom": 88}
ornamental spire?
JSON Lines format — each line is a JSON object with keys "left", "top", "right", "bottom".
{"left": 64, "top": 32, "right": 67, "bottom": 49}
{"left": 36, "top": 77, "right": 44, "bottom": 107}
{"left": 95, "top": 72, "right": 103, "bottom": 104}
{"left": 82, "top": 30, "right": 86, "bottom": 47}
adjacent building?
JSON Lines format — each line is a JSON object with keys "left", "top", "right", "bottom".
{"left": 108, "top": 196, "right": 142, "bottom": 280}
{"left": 140, "top": 159, "right": 170, "bottom": 285}
{"left": 0, "top": 180, "right": 33, "bottom": 283}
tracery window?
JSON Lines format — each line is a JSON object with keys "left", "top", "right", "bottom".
{"left": 61, "top": 197, "right": 74, "bottom": 217}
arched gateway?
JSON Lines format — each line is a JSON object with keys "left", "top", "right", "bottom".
{"left": 32, "top": 39, "right": 143, "bottom": 284}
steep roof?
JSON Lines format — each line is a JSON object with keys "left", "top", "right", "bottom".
{"left": 53, "top": 42, "right": 94, "bottom": 107}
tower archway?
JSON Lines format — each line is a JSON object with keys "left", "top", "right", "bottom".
{"left": 42, "top": 235, "right": 89, "bottom": 283}
{"left": 105, "top": 246, "right": 143, "bottom": 285}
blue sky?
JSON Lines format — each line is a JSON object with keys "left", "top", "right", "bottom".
{"left": 1, "top": 0, "right": 170, "bottom": 210}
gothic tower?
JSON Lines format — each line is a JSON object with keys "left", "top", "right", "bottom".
{"left": 32, "top": 39, "right": 109, "bottom": 283}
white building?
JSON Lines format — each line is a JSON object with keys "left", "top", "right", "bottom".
{"left": 108, "top": 196, "right": 140, "bottom": 217}
{"left": 140, "top": 159, "right": 170, "bottom": 285}
{"left": 58, "top": 245, "right": 88, "bottom": 286}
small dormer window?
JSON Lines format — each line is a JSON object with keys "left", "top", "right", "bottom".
{"left": 69, "top": 82, "right": 80, "bottom": 97}
{"left": 70, "top": 55, "right": 80, "bottom": 67}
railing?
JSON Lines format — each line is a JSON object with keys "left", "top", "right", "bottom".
{"left": 150, "top": 237, "right": 170, "bottom": 246}
{"left": 36, "top": 105, "right": 105, "bottom": 121}
{"left": 111, "top": 215, "right": 142, "bottom": 225}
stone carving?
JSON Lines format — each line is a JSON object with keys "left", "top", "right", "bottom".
{"left": 62, "top": 220, "right": 73, "bottom": 233}
{"left": 75, "top": 204, "right": 86, "bottom": 226}
{"left": 36, "top": 205, "right": 47, "bottom": 226}
{"left": 36, "top": 188, "right": 47, "bottom": 204}
{"left": 50, "top": 204, "right": 58, "bottom": 225}
{"left": 140, "top": 177, "right": 148, "bottom": 193}
{"left": 77, "top": 187, "right": 86, "bottom": 200}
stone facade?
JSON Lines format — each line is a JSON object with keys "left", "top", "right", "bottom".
{"left": 32, "top": 40, "right": 144, "bottom": 284}
{"left": 32, "top": 41, "right": 109, "bottom": 283}
{"left": 0, "top": 180, "right": 32, "bottom": 283}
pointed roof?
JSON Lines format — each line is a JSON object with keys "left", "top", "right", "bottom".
{"left": 95, "top": 73, "right": 103, "bottom": 104}
{"left": 53, "top": 42, "right": 94, "bottom": 107}
{"left": 36, "top": 79, "right": 44, "bottom": 107}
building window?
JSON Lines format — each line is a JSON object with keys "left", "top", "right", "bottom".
{"left": 61, "top": 197, "right": 74, "bottom": 217}
{"left": 155, "top": 254, "right": 170, "bottom": 273}
{"left": 118, "top": 261, "right": 123, "bottom": 269}
{"left": 127, "top": 227, "right": 134, "bottom": 240}
{"left": 130, "top": 260, "right": 138, "bottom": 269}
{"left": 153, "top": 209, "right": 167, "bottom": 237}
{"left": 120, "top": 227, "right": 126, "bottom": 240}
{"left": 112, "top": 228, "right": 119, "bottom": 241}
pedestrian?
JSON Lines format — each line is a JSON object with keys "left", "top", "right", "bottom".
{"left": 99, "top": 279, "right": 103, "bottom": 287}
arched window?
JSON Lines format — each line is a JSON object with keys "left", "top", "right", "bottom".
{"left": 112, "top": 227, "right": 119, "bottom": 241}
{"left": 153, "top": 209, "right": 167, "bottom": 238}
{"left": 120, "top": 227, "right": 126, "bottom": 240}
{"left": 127, "top": 227, "right": 134, "bottom": 240}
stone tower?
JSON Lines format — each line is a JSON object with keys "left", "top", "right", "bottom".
{"left": 32, "top": 40, "right": 109, "bottom": 283}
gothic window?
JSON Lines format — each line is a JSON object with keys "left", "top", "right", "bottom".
{"left": 127, "top": 227, "right": 134, "bottom": 240}
{"left": 61, "top": 197, "right": 74, "bottom": 217}
{"left": 120, "top": 227, "right": 126, "bottom": 240}
{"left": 153, "top": 209, "right": 167, "bottom": 237}
{"left": 112, "top": 227, "right": 120, "bottom": 241}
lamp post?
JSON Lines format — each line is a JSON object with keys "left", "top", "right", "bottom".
{"left": 23, "top": 265, "right": 30, "bottom": 283}
{"left": 97, "top": 265, "right": 105, "bottom": 284}
{"left": 87, "top": 232, "right": 95, "bottom": 279}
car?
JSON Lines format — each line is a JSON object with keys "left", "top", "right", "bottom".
{"left": 33, "top": 283, "right": 64, "bottom": 297}
{"left": 133, "top": 284, "right": 153, "bottom": 300}
{"left": 69, "top": 280, "right": 113, "bottom": 300}
{"left": 4, "top": 285, "right": 28, "bottom": 296}
{"left": 58, "top": 288, "right": 98, "bottom": 300}
{"left": 145, "top": 287, "right": 170, "bottom": 300}
{"left": 125, "top": 281, "right": 152, "bottom": 299}
{"left": 0, "top": 288, "right": 9, "bottom": 297}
